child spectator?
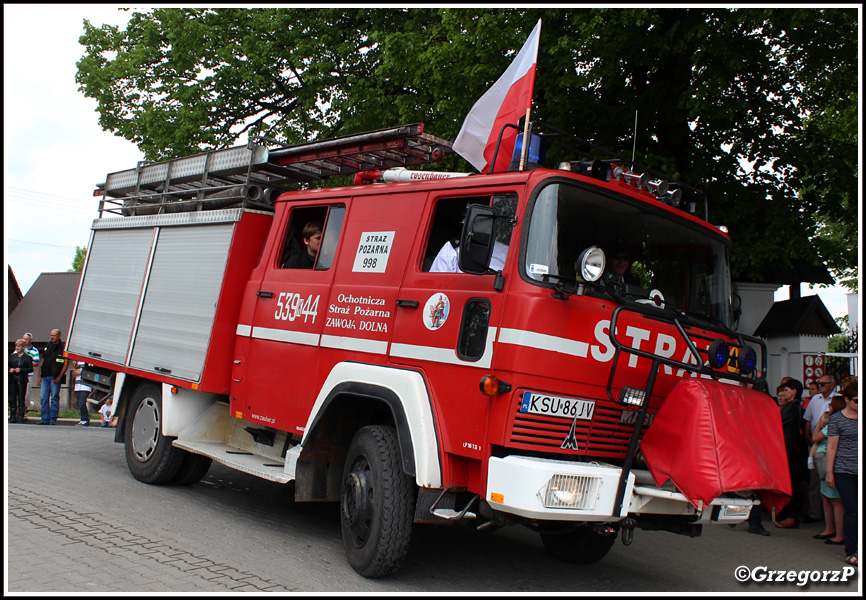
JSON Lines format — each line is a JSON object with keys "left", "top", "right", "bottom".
{"left": 99, "top": 394, "right": 117, "bottom": 428}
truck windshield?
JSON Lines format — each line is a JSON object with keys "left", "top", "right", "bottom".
{"left": 524, "top": 181, "right": 732, "bottom": 328}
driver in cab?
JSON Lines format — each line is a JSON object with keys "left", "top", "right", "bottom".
{"left": 604, "top": 239, "right": 640, "bottom": 291}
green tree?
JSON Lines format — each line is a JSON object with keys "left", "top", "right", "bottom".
{"left": 76, "top": 7, "right": 858, "bottom": 287}
{"left": 70, "top": 246, "right": 86, "bottom": 272}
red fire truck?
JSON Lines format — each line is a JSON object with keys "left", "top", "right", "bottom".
{"left": 67, "top": 123, "right": 790, "bottom": 578}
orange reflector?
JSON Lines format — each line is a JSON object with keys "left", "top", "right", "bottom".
{"left": 192, "top": 383, "right": 199, "bottom": 390}
{"left": 235, "top": 411, "right": 243, "bottom": 419}
{"left": 490, "top": 492, "right": 504, "bottom": 504}
{"left": 171, "top": 387, "right": 179, "bottom": 394}
{"left": 479, "top": 375, "right": 512, "bottom": 396}
{"left": 481, "top": 376, "right": 497, "bottom": 396}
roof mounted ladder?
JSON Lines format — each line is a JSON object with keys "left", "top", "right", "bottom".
{"left": 95, "top": 123, "right": 452, "bottom": 218}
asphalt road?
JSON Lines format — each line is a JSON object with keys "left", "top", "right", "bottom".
{"left": 5, "top": 423, "right": 861, "bottom": 594}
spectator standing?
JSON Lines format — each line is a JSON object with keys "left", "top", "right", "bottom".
{"left": 802, "top": 374, "right": 842, "bottom": 523}
{"left": 21, "top": 332, "right": 40, "bottom": 420}
{"left": 71, "top": 361, "right": 92, "bottom": 427}
{"left": 774, "top": 378, "right": 806, "bottom": 528}
{"left": 810, "top": 396, "right": 846, "bottom": 544}
{"left": 8, "top": 339, "right": 34, "bottom": 423}
{"left": 805, "top": 381, "right": 819, "bottom": 407}
{"left": 825, "top": 381, "right": 858, "bottom": 567}
{"left": 39, "top": 329, "right": 69, "bottom": 426}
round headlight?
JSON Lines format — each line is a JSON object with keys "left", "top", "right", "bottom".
{"left": 577, "top": 246, "right": 606, "bottom": 282}
{"left": 707, "top": 339, "right": 730, "bottom": 369}
{"left": 738, "top": 346, "right": 758, "bottom": 375}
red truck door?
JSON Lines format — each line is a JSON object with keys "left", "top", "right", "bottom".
{"left": 239, "top": 202, "right": 347, "bottom": 434}
{"left": 388, "top": 191, "right": 518, "bottom": 471}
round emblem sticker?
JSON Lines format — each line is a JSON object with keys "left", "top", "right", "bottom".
{"left": 423, "top": 293, "right": 450, "bottom": 330}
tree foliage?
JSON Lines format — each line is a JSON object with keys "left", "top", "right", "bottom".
{"left": 70, "top": 246, "right": 86, "bottom": 272}
{"left": 76, "top": 7, "right": 858, "bottom": 287}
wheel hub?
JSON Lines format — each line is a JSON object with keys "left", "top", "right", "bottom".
{"left": 342, "top": 457, "right": 374, "bottom": 547}
{"left": 131, "top": 397, "right": 160, "bottom": 462}
{"left": 344, "top": 472, "right": 363, "bottom": 526}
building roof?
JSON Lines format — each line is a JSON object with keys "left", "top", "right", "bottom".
{"left": 7, "top": 271, "right": 81, "bottom": 343}
{"left": 8, "top": 265, "right": 24, "bottom": 316}
{"left": 753, "top": 295, "right": 842, "bottom": 338}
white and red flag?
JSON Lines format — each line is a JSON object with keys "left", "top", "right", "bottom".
{"left": 453, "top": 19, "right": 541, "bottom": 173}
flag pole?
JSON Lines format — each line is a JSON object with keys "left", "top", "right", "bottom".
{"left": 518, "top": 107, "right": 531, "bottom": 171}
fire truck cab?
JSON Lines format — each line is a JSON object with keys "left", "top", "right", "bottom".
{"left": 66, "top": 124, "right": 790, "bottom": 578}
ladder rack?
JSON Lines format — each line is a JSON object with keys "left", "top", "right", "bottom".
{"left": 95, "top": 124, "right": 453, "bottom": 218}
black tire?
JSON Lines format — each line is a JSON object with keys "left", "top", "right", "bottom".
{"left": 170, "top": 453, "right": 213, "bottom": 486}
{"left": 340, "top": 425, "right": 415, "bottom": 578}
{"left": 124, "top": 382, "right": 185, "bottom": 484}
{"left": 540, "top": 524, "right": 617, "bottom": 565}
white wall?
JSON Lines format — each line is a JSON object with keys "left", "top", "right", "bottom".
{"left": 734, "top": 282, "right": 781, "bottom": 336}
{"left": 764, "top": 334, "right": 831, "bottom": 389}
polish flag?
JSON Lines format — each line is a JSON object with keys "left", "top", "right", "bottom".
{"left": 453, "top": 19, "right": 541, "bottom": 173}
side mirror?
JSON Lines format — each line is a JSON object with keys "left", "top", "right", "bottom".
{"left": 458, "top": 204, "right": 497, "bottom": 275}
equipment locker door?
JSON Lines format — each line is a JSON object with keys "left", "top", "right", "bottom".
{"left": 388, "top": 192, "right": 517, "bottom": 466}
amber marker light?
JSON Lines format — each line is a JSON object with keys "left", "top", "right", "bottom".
{"left": 479, "top": 375, "right": 512, "bottom": 396}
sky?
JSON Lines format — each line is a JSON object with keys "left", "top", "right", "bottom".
{"left": 3, "top": 4, "right": 860, "bottom": 329}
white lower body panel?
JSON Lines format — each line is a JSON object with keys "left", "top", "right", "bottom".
{"left": 486, "top": 456, "right": 635, "bottom": 522}
{"left": 486, "top": 457, "right": 757, "bottom": 523}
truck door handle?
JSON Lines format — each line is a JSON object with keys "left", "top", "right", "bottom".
{"left": 396, "top": 299, "right": 419, "bottom": 308}
{"left": 256, "top": 290, "right": 274, "bottom": 298}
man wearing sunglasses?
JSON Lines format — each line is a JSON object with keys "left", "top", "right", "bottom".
{"left": 802, "top": 374, "right": 842, "bottom": 523}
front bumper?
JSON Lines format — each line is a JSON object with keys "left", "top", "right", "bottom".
{"left": 486, "top": 456, "right": 757, "bottom": 523}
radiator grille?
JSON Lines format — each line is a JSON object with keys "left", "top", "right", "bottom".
{"left": 507, "top": 396, "right": 655, "bottom": 459}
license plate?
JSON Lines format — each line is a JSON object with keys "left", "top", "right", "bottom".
{"left": 520, "top": 392, "right": 595, "bottom": 420}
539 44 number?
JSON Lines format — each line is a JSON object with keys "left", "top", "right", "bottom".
{"left": 275, "top": 293, "right": 320, "bottom": 323}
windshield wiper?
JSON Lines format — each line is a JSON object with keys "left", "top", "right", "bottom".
{"left": 541, "top": 274, "right": 581, "bottom": 299}
{"left": 674, "top": 308, "right": 727, "bottom": 329}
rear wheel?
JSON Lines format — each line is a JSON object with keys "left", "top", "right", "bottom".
{"left": 540, "top": 524, "right": 618, "bottom": 564}
{"left": 170, "top": 453, "right": 212, "bottom": 485}
{"left": 124, "top": 382, "right": 185, "bottom": 484}
{"left": 340, "top": 425, "right": 415, "bottom": 578}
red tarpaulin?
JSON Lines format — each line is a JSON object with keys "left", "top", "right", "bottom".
{"left": 640, "top": 378, "right": 791, "bottom": 512}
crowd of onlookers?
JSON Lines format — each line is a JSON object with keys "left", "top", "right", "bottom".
{"left": 742, "top": 373, "right": 858, "bottom": 568}
{"left": 8, "top": 330, "right": 116, "bottom": 428}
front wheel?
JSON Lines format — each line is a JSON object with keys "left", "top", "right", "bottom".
{"left": 124, "top": 382, "right": 185, "bottom": 484}
{"left": 540, "top": 524, "right": 618, "bottom": 564}
{"left": 340, "top": 425, "right": 415, "bottom": 578}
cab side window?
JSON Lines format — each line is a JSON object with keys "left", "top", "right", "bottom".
{"left": 421, "top": 194, "right": 516, "bottom": 273}
{"left": 279, "top": 204, "right": 346, "bottom": 270}
{"left": 422, "top": 197, "right": 476, "bottom": 272}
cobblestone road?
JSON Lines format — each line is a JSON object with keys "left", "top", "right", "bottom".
{"left": 5, "top": 423, "right": 861, "bottom": 594}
